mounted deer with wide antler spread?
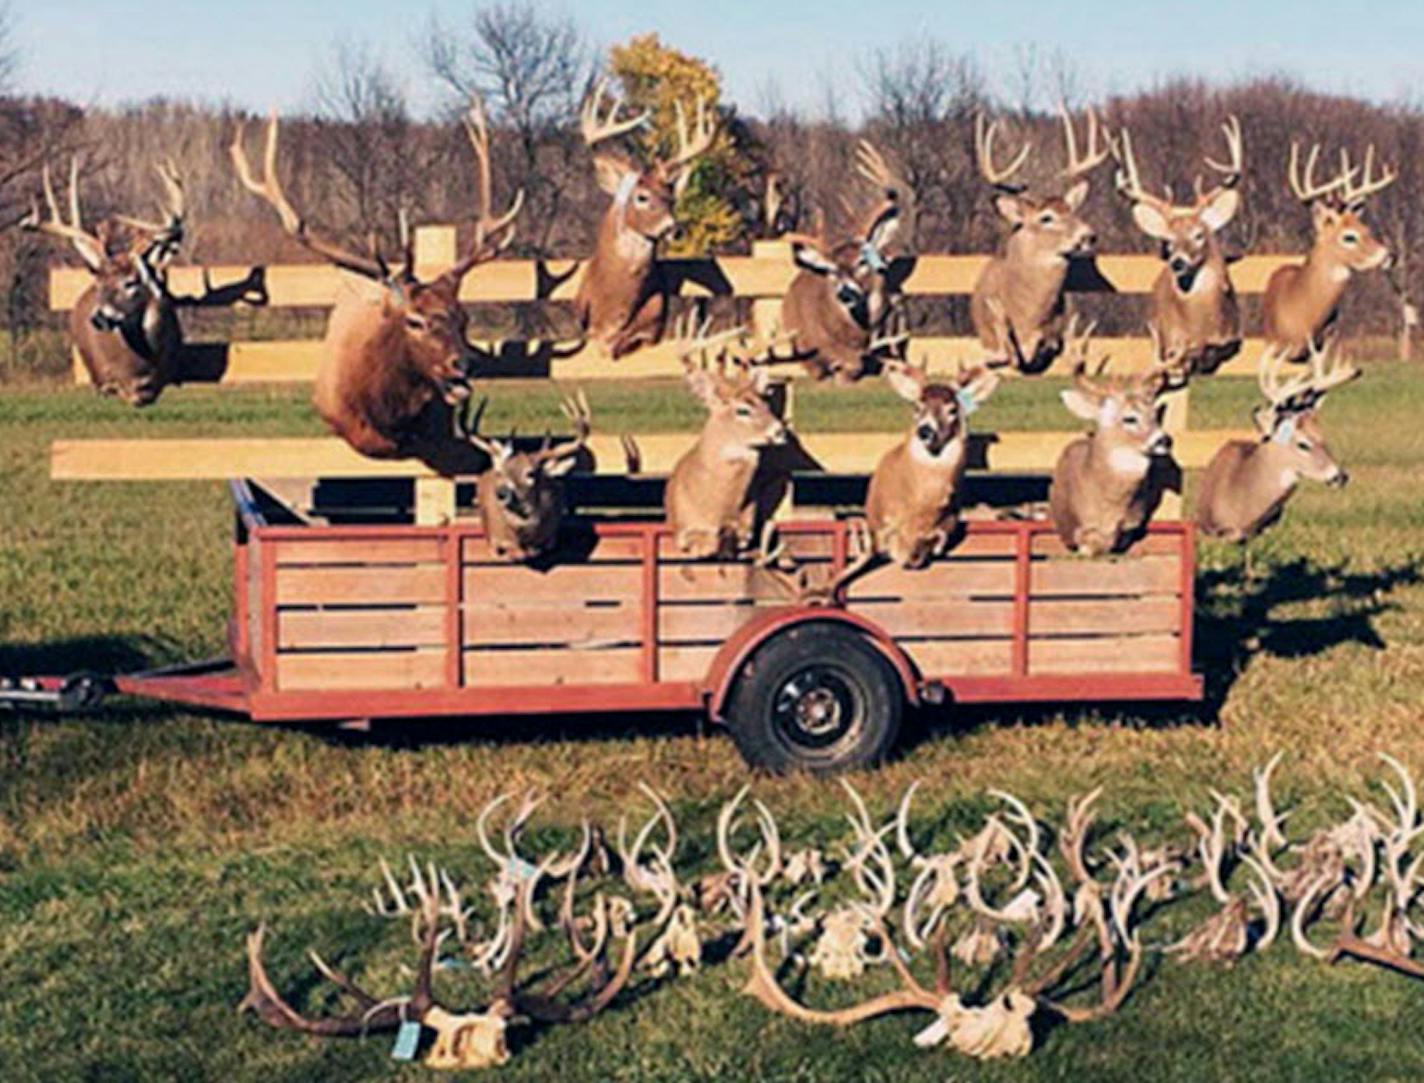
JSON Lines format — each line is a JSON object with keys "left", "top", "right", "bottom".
{"left": 865, "top": 359, "right": 1000, "bottom": 568}
{"left": 230, "top": 99, "right": 522, "bottom": 460}
{"left": 23, "top": 159, "right": 264, "bottom": 406}
{"left": 455, "top": 390, "right": 593, "bottom": 562}
{"left": 665, "top": 321, "right": 791, "bottom": 558}
{"left": 971, "top": 106, "right": 1112, "bottom": 374}
{"left": 1263, "top": 141, "right": 1396, "bottom": 361}
{"left": 574, "top": 79, "right": 718, "bottom": 358}
{"left": 1113, "top": 117, "right": 1246, "bottom": 380}
{"left": 1195, "top": 341, "right": 1358, "bottom": 542}
{"left": 780, "top": 141, "right": 907, "bottom": 383}
{"left": 1049, "top": 322, "right": 1179, "bottom": 556}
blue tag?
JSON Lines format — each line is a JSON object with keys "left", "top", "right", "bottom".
{"left": 506, "top": 856, "right": 539, "bottom": 883}
{"left": 859, "top": 242, "right": 888, "bottom": 274}
{"left": 957, "top": 388, "right": 978, "bottom": 417}
{"left": 437, "top": 955, "right": 470, "bottom": 971}
{"left": 391, "top": 1019, "right": 421, "bottom": 1061}
{"left": 1273, "top": 416, "right": 1296, "bottom": 445}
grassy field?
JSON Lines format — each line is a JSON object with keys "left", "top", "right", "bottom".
{"left": 2, "top": 367, "right": 1424, "bottom": 1081}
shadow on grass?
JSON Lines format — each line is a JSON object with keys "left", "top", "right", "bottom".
{"left": 0, "top": 635, "right": 160, "bottom": 678}
{"left": 1194, "top": 554, "right": 1423, "bottom": 713}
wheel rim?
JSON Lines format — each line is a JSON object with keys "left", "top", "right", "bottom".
{"left": 770, "top": 665, "right": 862, "bottom": 752}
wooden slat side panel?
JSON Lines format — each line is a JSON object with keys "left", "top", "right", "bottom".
{"left": 851, "top": 600, "right": 1015, "bottom": 638}
{"left": 904, "top": 639, "right": 1014, "bottom": 676}
{"left": 1030, "top": 598, "right": 1182, "bottom": 636}
{"left": 1030, "top": 556, "right": 1180, "bottom": 597}
{"left": 657, "top": 532, "right": 835, "bottom": 561}
{"left": 658, "top": 646, "right": 719, "bottom": 683}
{"left": 1030, "top": 533, "right": 1181, "bottom": 558}
{"left": 462, "top": 534, "right": 645, "bottom": 564}
{"left": 276, "top": 538, "right": 442, "bottom": 565}
{"left": 845, "top": 560, "right": 1016, "bottom": 601}
{"left": 1029, "top": 635, "right": 1180, "bottom": 675}
{"left": 658, "top": 602, "right": 760, "bottom": 644}
{"left": 277, "top": 650, "right": 447, "bottom": 691}
{"left": 463, "top": 565, "right": 643, "bottom": 603}
{"left": 659, "top": 563, "right": 821, "bottom": 603}
{"left": 275, "top": 566, "right": 446, "bottom": 605}
{"left": 463, "top": 602, "right": 642, "bottom": 647}
{"left": 279, "top": 608, "right": 446, "bottom": 649}
{"left": 462, "top": 647, "right": 642, "bottom": 687}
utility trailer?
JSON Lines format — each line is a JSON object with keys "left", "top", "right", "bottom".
{"left": 5, "top": 480, "right": 1202, "bottom": 773}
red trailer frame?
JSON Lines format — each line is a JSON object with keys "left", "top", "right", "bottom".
{"left": 78, "top": 482, "right": 1201, "bottom": 727}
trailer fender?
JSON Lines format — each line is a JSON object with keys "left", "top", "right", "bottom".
{"left": 702, "top": 608, "right": 921, "bottom": 724}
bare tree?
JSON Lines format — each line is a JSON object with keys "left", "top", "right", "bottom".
{"left": 0, "top": 4, "right": 17, "bottom": 95}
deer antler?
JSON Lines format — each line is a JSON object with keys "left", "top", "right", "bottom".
{"left": 530, "top": 388, "right": 592, "bottom": 470}
{"left": 661, "top": 95, "right": 718, "bottom": 185}
{"left": 1337, "top": 144, "right": 1397, "bottom": 209}
{"left": 1058, "top": 103, "right": 1111, "bottom": 180}
{"left": 579, "top": 77, "right": 650, "bottom": 147}
{"left": 231, "top": 112, "right": 391, "bottom": 281}
{"left": 111, "top": 158, "right": 186, "bottom": 256}
{"left": 451, "top": 96, "right": 524, "bottom": 275}
{"left": 1287, "top": 141, "right": 1352, "bottom": 206}
{"left": 22, "top": 159, "right": 104, "bottom": 272}
{"left": 975, "top": 113, "right": 1032, "bottom": 194}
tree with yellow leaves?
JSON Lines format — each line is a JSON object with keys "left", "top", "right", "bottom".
{"left": 607, "top": 33, "right": 757, "bottom": 256}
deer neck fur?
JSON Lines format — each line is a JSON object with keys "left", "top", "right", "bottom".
{"left": 315, "top": 288, "right": 432, "bottom": 455}
{"left": 666, "top": 432, "right": 762, "bottom": 546}
{"left": 1199, "top": 439, "right": 1299, "bottom": 538}
{"left": 581, "top": 205, "right": 659, "bottom": 333}
{"left": 998, "top": 234, "right": 1070, "bottom": 333}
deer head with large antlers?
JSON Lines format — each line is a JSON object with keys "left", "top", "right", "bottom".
{"left": 779, "top": 141, "right": 907, "bottom": 383}
{"left": 455, "top": 390, "right": 593, "bottom": 562}
{"left": 23, "top": 158, "right": 262, "bottom": 406}
{"left": 574, "top": 78, "right": 718, "bottom": 358}
{"left": 970, "top": 105, "right": 1112, "bottom": 374}
{"left": 1263, "top": 141, "right": 1396, "bottom": 361}
{"left": 230, "top": 99, "right": 522, "bottom": 459}
{"left": 1114, "top": 117, "right": 1245, "bottom": 379}
{"left": 664, "top": 321, "right": 791, "bottom": 558}
{"left": 1194, "top": 341, "right": 1359, "bottom": 542}
{"left": 1048, "top": 322, "right": 1179, "bottom": 556}
{"left": 864, "top": 359, "right": 1000, "bottom": 568}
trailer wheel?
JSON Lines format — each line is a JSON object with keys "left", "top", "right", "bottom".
{"left": 723, "top": 625, "right": 903, "bottom": 774}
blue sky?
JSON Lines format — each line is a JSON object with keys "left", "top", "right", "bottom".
{"left": 12, "top": 1, "right": 1424, "bottom": 118}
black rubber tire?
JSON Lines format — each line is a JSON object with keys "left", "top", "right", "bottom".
{"left": 723, "top": 623, "right": 903, "bottom": 774}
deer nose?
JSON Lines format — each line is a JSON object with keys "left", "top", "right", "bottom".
{"left": 1329, "top": 468, "right": 1350, "bottom": 489}
{"left": 1149, "top": 432, "right": 1173, "bottom": 455}
{"left": 1169, "top": 255, "right": 1191, "bottom": 274}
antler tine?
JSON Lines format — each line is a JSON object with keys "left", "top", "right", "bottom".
{"left": 1111, "top": 126, "right": 1173, "bottom": 213}
{"left": 974, "top": 112, "right": 1032, "bottom": 193}
{"left": 1288, "top": 140, "right": 1350, "bottom": 206}
{"left": 1305, "top": 337, "right": 1361, "bottom": 399}
{"left": 1339, "top": 143, "right": 1397, "bottom": 208}
{"left": 453, "top": 96, "right": 524, "bottom": 272}
{"left": 1253, "top": 752, "right": 1291, "bottom": 854}
{"left": 23, "top": 159, "right": 106, "bottom": 271}
{"left": 665, "top": 94, "right": 718, "bottom": 173}
{"left": 854, "top": 139, "right": 903, "bottom": 199}
{"left": 579, "top": 77, "right": 650, "bottom": 148}
{"left": 231, "top": 112, "right": 389, "bottom": 281}
{"left": 1059, "top": 102, "right": 1111, "bottom": 180}
{"left": 1202, "top": 115, "right": 1244, "bottom": 187}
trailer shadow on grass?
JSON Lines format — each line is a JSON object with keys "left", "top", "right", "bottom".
{"left": 1193, "top": 554, "right": 1422, "bottom": 713}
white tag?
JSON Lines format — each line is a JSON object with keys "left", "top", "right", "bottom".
{"left": 1099, "top": 398, "right": 1120, "bottom": 425}
{"left": 614, "top": 171, "right": 638, "bottom": 208}
{"left": 913, "top": 1015, "right": 950, "bottom": 1049}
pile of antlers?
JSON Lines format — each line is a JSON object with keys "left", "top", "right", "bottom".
{"left": 241, "top": 758, "right": 1424, "bottom": 1069}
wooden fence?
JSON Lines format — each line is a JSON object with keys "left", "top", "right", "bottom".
{"left": 48, "top": 227, "right": 1276, "bottom": 523}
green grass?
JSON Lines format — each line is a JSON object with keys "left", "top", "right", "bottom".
{"left": 3, "top": 367, "right": 1424, "bottom": 1080}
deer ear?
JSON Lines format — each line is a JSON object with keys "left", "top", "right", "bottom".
{"left": 1253, "top": 405, "right": 1277, "bottom": 437}
{"left": 792, "top": 242, "right": 837, "bottom": 276}
{"left": 594, "top": 155, "right": 636, "bottom": 198}
{"left": 994, "top": 194, "right": 1027, "bottom": 225}
{"left": 1312, "top": 200, "right": 1339, "bottom": 232}
{"left": 1199, "top": 188, "right": 1240, "bottom": 233}
{"left": 1060, "top": 388, "right": 1101, "bottom": 421}
{"left": 1132, "top": 203, "right": 1175, "bottom": 241}
{"left": 883, "top": 361, "right": 923, "bottom": 403}
{"left": 1063, "top": 180, "right": 1090, "bottom": 212}
{"left": 865, "top": 207, "right": 900, "bottom": 254}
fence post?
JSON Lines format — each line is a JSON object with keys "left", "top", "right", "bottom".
{"left": 413, "top": 225, "right": 458, "bottom": 280}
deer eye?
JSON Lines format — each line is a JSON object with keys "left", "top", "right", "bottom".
{"left": 735, "top": 404, "right": 755, "bottom": 419}
{"left": 1296, "top": 439, "right": 1312, "bottom": 452}
{"left": 1342, "top": 231, "right": 1359, "bottom": 246}
{"left": 634, "top": 192, "right": 650, "bottom": 206}
{"left": 1122, "top": 413, "right": 1141, "bottom": 426}
{"left": 1038, "top": 212, "right": 1056, "bottom": 226}
{"left": 405, "top": 315, "right": 428, "bottom": 331}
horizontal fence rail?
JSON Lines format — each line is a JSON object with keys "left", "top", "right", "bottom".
{"left": 49, "top": 233, "right": 1294, "bottom": 383}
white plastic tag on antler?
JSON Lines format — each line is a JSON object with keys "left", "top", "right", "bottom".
{"left": 913, "top": 1015, "right": 950, "bottom": 1049}
{"left": 1001, "top": 888, "right": 1041, "bottom": 923}
{"left": 391, "top": 1019, "right": 422, "bottom": 1061}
